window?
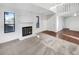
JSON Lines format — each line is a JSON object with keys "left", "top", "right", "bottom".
{"left": 36, "top": 16, "right": 40, "bottom": 28}
{"left": 4, "top": 12, "right": 15, "bottom": 33}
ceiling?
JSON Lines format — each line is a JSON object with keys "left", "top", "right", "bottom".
{"left": 0, "top": 3, "right": 58, "bottom": 15}
{"left": 34, "top": 3, "right": 79, "bottom": 16}
{"left": 33, "top": 3, "right": 59, "bottom": 10}
{"left": 0, "top": 3, "right": 79, "bottom": 16}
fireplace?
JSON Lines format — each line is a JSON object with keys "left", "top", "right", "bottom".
{"left": 22, "top": 26, "right": 32, "bottom": 36}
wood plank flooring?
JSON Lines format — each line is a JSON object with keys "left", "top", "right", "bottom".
{"left": 0, "top": 33, "right": 79, "bottom": 55}
{"left": 42, "top": 30, "right": 79, "bottom": 45}
{"left": 42, "top": 31, "right": 56, "bottom": 37}
{"left": 58, "top": 29, "right": 79, "bottom": 45}
{"left": 0, "top": 36, "right": 56, "bottom": 55}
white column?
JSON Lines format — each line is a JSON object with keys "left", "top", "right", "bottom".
{"left": 56, "top": 15, "right": 64, "bottom": 32}
{"left": 56, "top": 16, "right": 59, "bottom": 32}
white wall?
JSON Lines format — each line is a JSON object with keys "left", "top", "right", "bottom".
{"left": 0, "top": 5, "right": 47, "bottom": 43}
{"left": 47, "top": 15, "right": 65, "bottom": 32}
{"left": 48, "top": 15, "right": 79, "bottom": 32}
{"left": 47, "top": 15, "right": 56, "bottom": 32}
{"left": 65, "top": 16, "right": 79, "bottom": 31}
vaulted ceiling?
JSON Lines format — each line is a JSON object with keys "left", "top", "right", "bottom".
{"left": 0, "top": 3, "right": 55, "bottom": 15}
{"left": 34, "top": 3, "right": 79, "bottom": 16}
{"left": 0, "top": 3, "right": 79, "bottom": 16}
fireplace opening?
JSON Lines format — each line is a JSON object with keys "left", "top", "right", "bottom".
{"left": 22, "top": 26, "right": 32, "bottom": 36}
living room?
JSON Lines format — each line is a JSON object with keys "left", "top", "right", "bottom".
{"left": 0, "top": 3, "right": 79, "bottom": 55}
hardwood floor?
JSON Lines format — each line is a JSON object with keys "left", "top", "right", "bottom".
{"left": 58, "top": 29, "right": 79, "bottom": 44}
{"left": 0, "top": 36, "right": 56, "bottom": 55}
{"left": 42, "top": 30, "right": 79, "bottom": 45}
{"left": 42, "top": 31, "right": 56, "bottom": 37}
{"left": 0, "top": 33, "right": 79, "bottom": 55}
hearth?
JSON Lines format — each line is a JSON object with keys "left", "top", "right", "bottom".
{"left": 22, "top": 26, "right": 32, "bottom": 36}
